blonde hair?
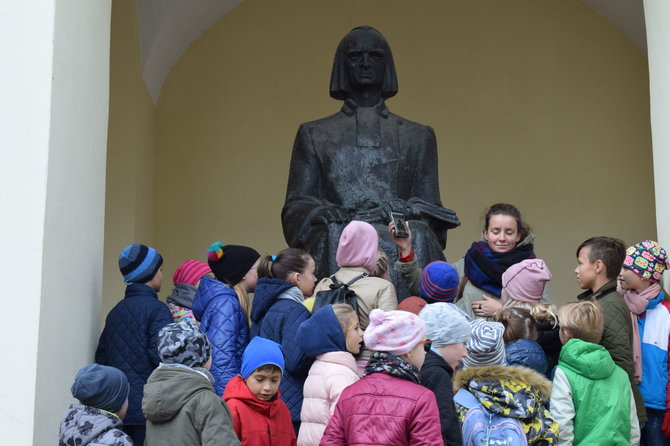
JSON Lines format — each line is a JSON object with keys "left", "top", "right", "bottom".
{"left": 501, "top": 300, "right": 558, "bottom": 329}
{"left": 233, "top": 284, "right": 251, "bottom": 325}
{"left": 373, "top": 250, "right": 389, "bottom": 279}
{"left": 557, "top": 301, "right": 604, "bottom": 344}
{"left": 332, "top": 303, "right": 358, "bottom": 334}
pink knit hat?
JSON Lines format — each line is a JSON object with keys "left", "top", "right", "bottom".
{"left": 336, "top": 221, "right": 379, "bottom": 274}
{"left": 502, "top": 259, "right": 552, "bottom": 303}
{"left": 173, "top": 260, "right": 212, "bottom": 287}
{"left": 363, "top": 309, "right": 426, "bottom": 355}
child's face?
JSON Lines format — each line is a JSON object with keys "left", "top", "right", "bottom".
{"left": 574, "top": 247, "right": 600, "bottom": 291}
{"left": 240, "top": 259, "right": 260, "bottom": 292}
{"left": 294, "top": 256, "right": 318, "bottom": 297}
{"left": 245, "top": 368, "right": 282, "bottom": 401}
{"left": 436, "top": 342, "right": 468, "bottom": 370}
{"left": 618, "top": 268, "right": 652, "bottom": 294}
{"left": 345, "top": 315, "right": 364, "bottom": 355}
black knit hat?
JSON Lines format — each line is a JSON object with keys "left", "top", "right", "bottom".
{"left": 206, "top": 242, "right": 260, "bottom": 285}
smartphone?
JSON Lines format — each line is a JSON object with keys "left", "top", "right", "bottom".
{"left": 390, "top": 212, "right": 409, "bottom": 238}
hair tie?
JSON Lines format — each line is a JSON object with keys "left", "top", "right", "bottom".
{"left": 271, "top": 255, "right": 277, "bottom": 262}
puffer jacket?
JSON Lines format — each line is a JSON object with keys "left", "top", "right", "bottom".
{"left": 320, "top": 371, "right": 442, "bottom": 445}
{"left": 297, "top": 305, "right": 358, "bottom": 446}
{"left": 313, "top": 266, "right": 397, "bottom": 362}
{"left": 419, "top": 350, "right": 462, "bottom": 446}
{"left": 95, "top": 283, "right": 173, "bottom": 425}
{"left": 167, "top": 282, "right": 199, "bottom": 326}
{"left": 193, "top": 275, "right": 249, "bottom": 396}
{"left": 142, "top": 365, "right": 240, "bottom": 446}
{"left": 550, "top": 338, "right": 639, "bottom": 446}
{"left": 224, "top": 375, "right": 296, "bottom": 446}
{"left": 59, "top": 404, "right": 132, "bottom": 446}
{"left": 505, "top": 338, "right": 548, "bottom": 375}
{"left": 250, "top": 278, "right": 314, "bottom": 422}
{"left": 638, "top": 291, "right": 670, "bottom": 410}
{"left": 577, "top": 279, "right": 646, "bottom": 422}
{"left": 453, "top": 365, "right": 558, "bottom": 445}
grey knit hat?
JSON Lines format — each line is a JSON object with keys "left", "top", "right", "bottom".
{"left": 419, "top": 303, "right": 472, "bottom": 347}
{"left": 158, "top": 321, "right": 211, "bottom": 367}
{"left": 462, "top": 319, "right": 507, "bottom": 368}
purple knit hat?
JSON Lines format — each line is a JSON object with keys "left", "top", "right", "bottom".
{"left": 336, "top": 221, "right": 378, "bottom": 274}
{"left": 364, "top": 309, "right": 426, "bottom": 355}
{"left": 502, "top": 259, "right": 552, "bottom": 303}
{"left": 624, "top": 240, "right": 670, "bottom": 283}
{"left": 420, "top": 261, "right": 459, "bottom": 303}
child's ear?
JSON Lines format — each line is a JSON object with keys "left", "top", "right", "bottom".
{"left": 594, "top": 259, "right": 604, "bottom": 275}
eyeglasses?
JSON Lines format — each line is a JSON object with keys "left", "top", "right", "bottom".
{"left": 420, "top": 340, "right": 432, "bottom": 352}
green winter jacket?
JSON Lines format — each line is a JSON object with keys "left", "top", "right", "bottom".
{"left": 553, "top": 338, "right": 634, "bottom": 445}
{"left": 142, "top": 365, "right": 240, "bottom": 446}
{"left": 577, "top": 280, "right": 646, "bottom": 422}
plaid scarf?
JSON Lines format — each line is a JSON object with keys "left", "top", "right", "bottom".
{"left": 464, "top": 241, "right": 535, "bottom": 296}
{"left": 365, "top": 351, "right": 420, "bottom": 384}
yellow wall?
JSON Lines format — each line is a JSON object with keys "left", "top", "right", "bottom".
{"left": 103, "top": 0, "right": 155, "bottom": 316}
{"left": 143, "top": 0, "right": 654, "bottom": 305}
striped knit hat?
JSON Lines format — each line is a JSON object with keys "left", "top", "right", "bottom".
{"left": 420, "top": 261, "right": 459, "bottom": 303}
{"left": 462, "top": 319, "right": 507, "bottom": 369}
{"left": 118, "top": 244, "right": 163, "bottom": 285}
{"left": 173, "top": 260, "right": 211, "bottom": 287}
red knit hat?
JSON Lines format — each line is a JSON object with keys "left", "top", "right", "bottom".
{"left": 172, "top": 260, "right": 212, "bottom": 287}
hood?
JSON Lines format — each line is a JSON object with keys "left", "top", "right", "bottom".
{"left": 250, "top": 278, "right": 295, "bottom": 323}
{"left": 59, "top": 404, "right": 123, "bottom": 446}
{"left": 166, "top": 283, "right": 198, "bottom": 308}
{"left": 142, "top": 366, "right": 214, "bottom": 422}
{"left": 453, "top": 365, "right": 552, "bottom": 419}
{"left": 558, "top": 338, "right": 615, "bottom": 380}
{"left": 297, "top": 305, "right": 346, "bottom": 356}
{"left": 192, "top": 276, "right": 235, "bottom": 320}
{"left": 223, "top": 375, "right": 281, "bottom": 417}
{"left": 505, "top": 338, "right": 548, "bottom": 375}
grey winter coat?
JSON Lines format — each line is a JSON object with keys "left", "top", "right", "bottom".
{"left": 59, "top": 404, "right": 132, "bottom": 446}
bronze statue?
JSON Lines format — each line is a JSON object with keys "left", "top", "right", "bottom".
{"left": 282, "top": 26, "right": 459, "bottom": 298}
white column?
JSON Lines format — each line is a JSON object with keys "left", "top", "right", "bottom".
{"left": 645, "top": 0, "right": 670, "bottom": 249}
{"left": 0, "top": 1, "right": 111, "bottom": 444}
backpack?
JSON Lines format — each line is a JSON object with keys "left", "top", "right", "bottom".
{"left": 454, "top": 388, "right": 528, "bottom": 446}
{"left": 312, "top": 273, "right": 368, "bottom": 315}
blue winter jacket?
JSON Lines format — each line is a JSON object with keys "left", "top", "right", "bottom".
{"left": 250, "top": 277, "right": 314, "bottom": 422}
{"left": 505, "top": 338, "right": 548, "bottom": 376}
{"left": 192, "top": 275, "right": 249, "bottom": 397}
{"left": 95, "top": 283, "right": 173, "bottom": 425}
{"left": 638, "top": 290, "right": 670, "bottom": 410}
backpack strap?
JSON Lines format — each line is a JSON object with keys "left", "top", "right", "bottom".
{"left": 453, "top": 388, "right": 480, "bottom": 410}
{"left": 345, "top": 273, "right": 369, "bottom": 287}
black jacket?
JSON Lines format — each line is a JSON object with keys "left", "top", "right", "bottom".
{"left": 419, "top": 350, "right": 463, "bottom": 446}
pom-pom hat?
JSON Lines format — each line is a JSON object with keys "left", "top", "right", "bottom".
{"left": 207, "top": 242, "right": 260, "bottom": 285}
{"left": 363, "top": 309, "right": 426, "bottom": 356}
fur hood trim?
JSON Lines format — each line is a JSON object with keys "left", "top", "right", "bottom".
{"left": 453, "top": 365, "right": 552, "bottom": 398}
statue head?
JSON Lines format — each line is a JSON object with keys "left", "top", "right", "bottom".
{"left": 329, "top": 26, "right": 398, "bottom": 101}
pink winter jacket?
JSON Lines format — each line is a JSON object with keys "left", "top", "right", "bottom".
{"left": 298, "top": 352, "right": 359, "bottom": 446}
{"left": 320, "top": 372, "right": 442, "bottom": 446}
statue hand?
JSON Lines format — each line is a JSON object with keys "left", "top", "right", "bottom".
{"left": 382, "top": 199, "right": 411, "bottom": 219}
{"left": 310, "top": 206, "right": 350, "bottom": 225}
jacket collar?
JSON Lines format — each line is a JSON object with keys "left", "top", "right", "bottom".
{"left": 124, "top": 283, "right": 158, "bottom": 299}
{"left": 341, "top": 98, "right": 389, "bottom": 118}
{"left": 317, "top": 351, "right": 358, "bottom": 374}
{"left": 577, "top": 279, "right": 618, "bottom": 302}
{"left": 223, "top": 375, "right": 280, "bottom": 416}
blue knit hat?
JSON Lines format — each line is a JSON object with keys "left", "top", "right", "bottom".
{"left": 118, "top": 244, "right": 163, "bottom": 284}
{"left": 420, "top": 261, "right": 459, "bottom": 303}
{"left": 241, "top": 337, "right": 285, "bottom": 379}
{"left": 71, "top": 364, "right": 129, "bottom": 413}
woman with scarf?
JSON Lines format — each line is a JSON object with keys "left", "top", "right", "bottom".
{"left": 618, "top": 240, "right": 670, "bottom": 444}
{"left": 320, "top": 309, "right": 442, "bottom": 446}
{"left": 455, "top": 202, "right": 544, "bottom": 319}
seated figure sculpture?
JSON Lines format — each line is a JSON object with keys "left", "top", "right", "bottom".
{"left": 282, "top": 26, "right": 459, "bottom": 298}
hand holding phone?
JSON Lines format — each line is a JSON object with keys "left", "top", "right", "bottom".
{"left": 390, "top": 212, "right": 409, "bottom": 238}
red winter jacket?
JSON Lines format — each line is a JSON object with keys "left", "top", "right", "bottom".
{"left": 224, "top": 375, "right": 296, "bottom": 446}
{"left": 320, "top": 372, "right": 442, "bottom": 446}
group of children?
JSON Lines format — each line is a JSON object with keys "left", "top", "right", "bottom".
{"left": 59, "top": 203, "right": 670, "bottom": 446}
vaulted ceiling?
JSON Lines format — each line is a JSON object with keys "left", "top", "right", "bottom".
{"left": 135, "top": 0, "right": 646, "bottom": 103}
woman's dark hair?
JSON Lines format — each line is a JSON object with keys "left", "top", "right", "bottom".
{"left": 484, "top": 203, "right": 530, "bottom": 242}
{"left": 257, "top": 248, "right": 312, "bottom": 281}
{"left": 493, "top": 307, "right": 538, "bottom": 343}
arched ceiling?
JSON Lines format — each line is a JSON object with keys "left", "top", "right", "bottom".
{"left": 135, "top": 0, "right": 646, "bottom": 104}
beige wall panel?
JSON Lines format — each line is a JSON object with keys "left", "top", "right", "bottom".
{"left": 152, "top": 0, "right": 654, "bottom": 305}
{"left": 103, "top": 0, "right": 155, "bottom": 316}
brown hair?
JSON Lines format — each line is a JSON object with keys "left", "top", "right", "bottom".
{"left": 331, "top": 303, "right": 358, "bottom": 335}
{"left": 501, "top": 300, "right": 559, "bottom": 329}
{"left": 253, "top": 364, "right": 282, "bottom": 375}
{"left": 257, "top": 248, "right": 312, "bottom": 281}
{"left": 484, "top": 203, "right": 530, "bottom": 242}
{"left": 576, "top": 236, "right": 626, "bottom": 280}
{"left": 493, "top": 307, "right": 537, "bottom": 343}
{"left": 557, "top": 301, "right": 604, "bottom": 344}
